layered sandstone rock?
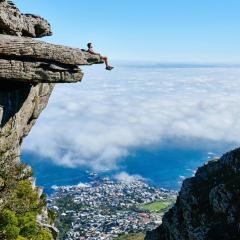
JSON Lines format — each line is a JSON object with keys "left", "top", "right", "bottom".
{"left": 0, "top": 1, "right": 102, "bottom": 160}
{"left": 0, "top": 35, "right": 102, "bottom": 83}
{"left": 0, "top": 0, "right": 52, "bottom": 37}
{"left": 0, "top": 1, "right": 102, "bottom": 239}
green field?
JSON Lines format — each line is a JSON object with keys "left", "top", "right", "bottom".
{"left": 140, "top": 201, "right": 172, "bottom": 212}
{"left": 115, "top": 233, "right": 145, "bottom": 240}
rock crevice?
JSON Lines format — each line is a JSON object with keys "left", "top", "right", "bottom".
{"left": 0, "top": 35, "right": 102, "bottom": 83}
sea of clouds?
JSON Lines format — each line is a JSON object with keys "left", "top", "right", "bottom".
{"left": 23, "top": 64, "right": 240, "bottom": 170}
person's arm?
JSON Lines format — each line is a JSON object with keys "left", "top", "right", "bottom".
{"left": 88, "top": 49, "right": 101, "bottom": 57}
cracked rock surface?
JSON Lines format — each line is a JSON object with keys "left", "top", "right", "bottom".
{"left": 0, "top": 0, "right": 52, "bottom": 37}
{"left": 0, "top": 35, "right": 102, "bottom": 83}
{"left": 0, "top": 0, "right": 102, "bottom": 158}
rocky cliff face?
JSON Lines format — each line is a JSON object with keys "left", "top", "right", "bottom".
{"left": 0, "top": 1, "right": 102, "bottom": 239}
{"left": 145, "top": 148, "right": 240, "bottom": 240}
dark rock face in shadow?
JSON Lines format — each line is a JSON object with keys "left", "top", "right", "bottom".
{"left": 0, "top": 82, "right": 54, "bottom": 161}
{"left": 146, "top": 148, "right": 240, "bottom": 240}
{"left": 0, "top": 82, "right": 31, "bottom": 127}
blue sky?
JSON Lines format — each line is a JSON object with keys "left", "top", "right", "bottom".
{"left": 14, "top": 0, "right": 240, "bottom": 63}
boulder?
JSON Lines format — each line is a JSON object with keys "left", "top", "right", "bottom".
{"left": 0, "top": 0, "right": 52, "bottom": 37}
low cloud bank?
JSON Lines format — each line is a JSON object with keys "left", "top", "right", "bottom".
{"left": 23, "top": 65, "right": 240, "bottom": 170}
{"left": 114, "top": 172, "right": 145, "bottom": 183}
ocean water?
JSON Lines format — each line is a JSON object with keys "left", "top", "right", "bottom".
{"left": 21, "top": 64, "right": 240, "bottom": 194}
{"left": 22, "top": 141, "right": 235, "bottom": 194}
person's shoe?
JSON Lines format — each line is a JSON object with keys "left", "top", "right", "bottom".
{"left": 106, "top": 66, "right": 114, "bottom": 71}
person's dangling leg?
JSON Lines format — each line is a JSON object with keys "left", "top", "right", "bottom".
{"left": 101, "top": 56, "right": 109, "bottom": 67}
{"left": 101, "top": 56, "right": 114, "bottom": 70}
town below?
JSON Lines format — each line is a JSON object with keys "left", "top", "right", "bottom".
{"left": 48, "top": 174, "right": 177, "bottom": 240}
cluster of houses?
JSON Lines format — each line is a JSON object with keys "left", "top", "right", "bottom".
{"left": 49, "top": 177, "right": 176, "bottom": 240}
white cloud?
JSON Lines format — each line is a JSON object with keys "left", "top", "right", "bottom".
{"left": 23, "top": 65, "right": 240, "bottom": 170}
{"left": 114, "top": 172, "right": 145, "bottom": 183}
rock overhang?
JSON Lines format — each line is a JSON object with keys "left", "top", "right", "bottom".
{"left": 0, "top": 0, "right": 103, "bottom": 155}
{"left": 0, "top": 35, "right": 103, "bottom": 83}
{"left": 0, "top": 0, "right": 103, "bottom": 84}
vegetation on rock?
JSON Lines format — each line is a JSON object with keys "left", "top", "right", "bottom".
{"left": 54, "top": 195, "right": 86, "bottom": 239}
{"left": 0, "top": 155, "right": 53, "bottom": 240}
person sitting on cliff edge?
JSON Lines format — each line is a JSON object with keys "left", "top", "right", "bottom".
{"left": 87, "top": 43, "right": 114, "bottom": 71}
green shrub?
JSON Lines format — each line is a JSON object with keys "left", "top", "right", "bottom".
{"left": 0, "top": 159, "right": 55, "bottom": 240}
{"left": 34, "top": 229, "right": 53, "bottom": 240}
{"left": 0, "top": 210, "right": 20, "bottom": 239}
{"left": 16, "top": 236, "right": 27, "bottom": 240}
{"left": 8, "top": 180, "right": 40, "bottom": 214}
{"left": 0, "top": 209, "right": 18, "bottom": 227}
{"left": 20, "top": 222, "right": 39, "bottom": 238}
{"left": 18, "top": 212, "right": 36, "bottom": 228}
{"left": 4, "top": 225, "right": 20, "bottom": 239}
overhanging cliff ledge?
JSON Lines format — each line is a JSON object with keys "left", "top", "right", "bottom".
{"left": 0, "top": 34, "right": 103, "bottom": 83}
{"left": 0, "top": 0, "right": 103, "bottom": 159}
{"left": 0, "top": 0, "right": 102, "bottom": 239}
